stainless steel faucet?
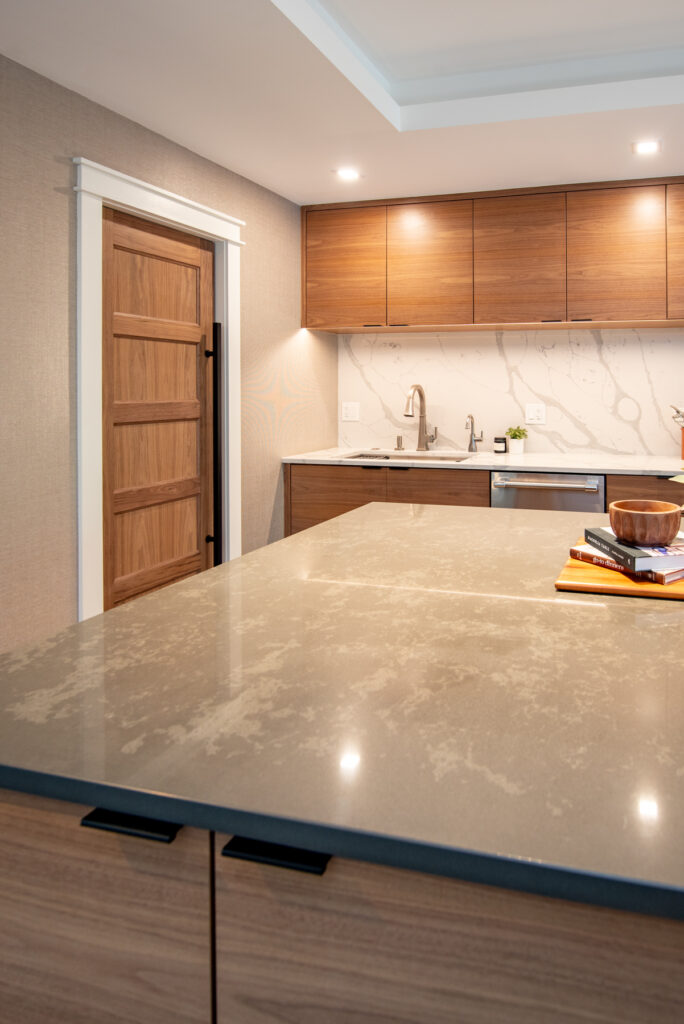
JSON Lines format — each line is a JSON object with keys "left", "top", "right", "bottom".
{"left": 404, "top": 384, "right": 437, "bottom": 451}
{"left": 465, "top": 413, "right": 483, "bottom": 453}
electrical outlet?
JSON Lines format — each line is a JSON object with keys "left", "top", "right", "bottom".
{"left": 525, "top": 402, "right": 546, "bottom": 425}
{"left": 342, "top": 401, "right": 360, "bottom": 422}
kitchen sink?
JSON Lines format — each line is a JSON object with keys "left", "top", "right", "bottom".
{"left": 343, "top": 450, "right": 472, "bottom": 463}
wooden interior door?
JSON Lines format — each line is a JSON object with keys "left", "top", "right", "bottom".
{"left": 387, "top": 201, "right": 473, "bottom": 326}
{"left": 102, "top": 209, "right": 214, "bottom": 609}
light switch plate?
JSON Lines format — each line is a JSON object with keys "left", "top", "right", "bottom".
{"left": 342, "top": 401, "right": 360, "bottom": 422}
{"left": 525, "top": 402, "right": 546, "bottom": 425}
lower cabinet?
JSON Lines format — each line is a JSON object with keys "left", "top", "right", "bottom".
{"left": 214, "top": 834, "right": 684, "bottom": 1024}
{"left": 0, "top": 789, "right": 211, "bottom": 1024}
{"left": 285, "top": 464, "right": 490, "bottom": 535}
{"left": 606, "top": 473, "right": 684, "bottom": 506}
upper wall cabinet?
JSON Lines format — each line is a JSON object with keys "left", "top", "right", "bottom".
{"left": 473, "top": 193, "right": 566, "bottom": 324}
{"left": 305, "top": 207, "right": 387, "bottom": 329}
{"left": 667, "top": 184, "right": 684, "bottom": 318}
{"left": 387, "top": 201, "right": 473, "bottom": 326}
{"left": 566, "top": 186, "right": 666, "bottom": 321}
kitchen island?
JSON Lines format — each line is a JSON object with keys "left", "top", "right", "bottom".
{"left": 1, "top": 503, "right": 683, "bottom": 1022}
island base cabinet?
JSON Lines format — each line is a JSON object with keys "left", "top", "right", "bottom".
{"left": 0, "top": 790, "right": 211, "bottom": 1024}
{"left": 215, "top": 839, "right": 684, "bottom": 1023}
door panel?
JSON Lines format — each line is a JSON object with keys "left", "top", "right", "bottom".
{"left": 113, "top": 249, "right": 199, "bottom": 322}
{"left": 113, "top": 422, "right": 198, "bottom": 489}
{"left": 114, "top": 337, "right": 199, "bottom": 402}
{"left": 103, "top": 209, "right": 214, "bottom": 609}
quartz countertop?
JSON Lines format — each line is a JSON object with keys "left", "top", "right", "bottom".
{"left": 283, "top": 446, "right": 684, "bottom": 476}
{"left": 1, "top": 504, "right": 683, "bottom": 918}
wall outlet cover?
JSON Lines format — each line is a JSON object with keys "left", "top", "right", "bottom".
{"left": 525, "top": 402, "right": 546, "bottom": 425}
{"left": 342, "top": 401, "right": 360, "bottom": 422}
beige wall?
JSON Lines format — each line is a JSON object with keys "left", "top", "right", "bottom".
{"left": 0, "top": 55, "right": 337, "bottom": 654}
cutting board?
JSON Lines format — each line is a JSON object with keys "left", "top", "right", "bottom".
{"left": 555, "top": 554, "right": 684, "bottom": 600}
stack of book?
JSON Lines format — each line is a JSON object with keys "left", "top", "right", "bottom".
{"left": 576, "top": 526, "right": 684, "bottom": 585}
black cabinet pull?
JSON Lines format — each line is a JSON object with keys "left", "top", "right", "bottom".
{"left": 389, "top": 465, "right": 410, "bottom": 470}
{"left": 221, "top": 836, "right": 331, "bottom": 875}
{"left": 81, "top": 808, "right": 182, "bottom": 843}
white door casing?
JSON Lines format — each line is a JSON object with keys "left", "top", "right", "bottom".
{"left": 74, "top": 157, "right": 244, "bottom": 620}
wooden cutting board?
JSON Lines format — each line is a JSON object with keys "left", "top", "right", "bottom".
{"left": 555, "top": 554, "right": 684, "bottom": 600}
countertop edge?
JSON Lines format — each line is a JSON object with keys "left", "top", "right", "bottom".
{"left": 4, "top": 767, "right": 682, "bottom": 922}
{"left": 282, "top": 450, "right": 684, "bottom": 476}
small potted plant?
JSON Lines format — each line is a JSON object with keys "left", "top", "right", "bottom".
{"left": 505, "top": 425, "right": 528, "bottom": 454}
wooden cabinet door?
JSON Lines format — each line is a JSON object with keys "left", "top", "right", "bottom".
{"left": 305, "top": 207, "right": 387, "bottom": 328}
{"left": 386, "top": 467, "right": 490, "bottom": 506}
{"left": 606, "top": 474, "right": 684, "bottom": 507}
{"left": 0, "top": 790, "right": 211, "bottom": 1024}
{"left": 666, "top": 184, "right": 684, "bottom": 317}
{"left": 288, "top": 464, "right": 387, "bottom": 533}
{"left": 214, "top": 835, "right": 684, "bottom": 1024}
{"left": 474, "top": 193, "right": 566, "bottom": 323}
{"left": 387, "top": 201, "right": 473, "bottom": 325}
{"left": 567, "top": 186, "right": 666, "bottom": 321}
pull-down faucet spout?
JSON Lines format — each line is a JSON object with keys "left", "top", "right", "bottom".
{"left": 404, "top": 384, "right": 436, "bottom": 451}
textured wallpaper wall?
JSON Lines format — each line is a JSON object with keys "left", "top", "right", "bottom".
{"left": 339, "top": 329, "right": 684, "bottom": 456}
{"left": 0, "top": 55, "right": 337, "bottom": 653}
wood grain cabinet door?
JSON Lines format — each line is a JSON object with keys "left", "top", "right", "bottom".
{"left": 666, "top": 183, "right": 684, "bottom": 317}
{"left": 0, "top": 790, "right": 211, "bottom": 1024}
{"left": 474, "top": 193, "right": 566, "bottom": 323}
{"left": 386, "top": 467, "right": 490, "bottom": 506}
{"left": 289, "top": 464, "right": 387, "bottom": 533}
{"left": 214, "top": 836, "right": 684, "bottom": 1024}
{"left": 387, "top": 201, "right": 473, "bottom": 325}
{"left": 305, "top": 207, "right": 387, "bottom": 328}
{"left": 567, "top": 186, "right": 666, "bottom": 321}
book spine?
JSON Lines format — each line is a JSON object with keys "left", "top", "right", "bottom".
{"left": 570, "top": 547, "right": 631, "bottom": 576}
{"left": 583, "top": 528, "right": 637, "bottom": 570}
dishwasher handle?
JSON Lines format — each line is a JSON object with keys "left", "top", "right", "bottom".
{"left": 492, "top": 479, "right": 600, "bottom": 493}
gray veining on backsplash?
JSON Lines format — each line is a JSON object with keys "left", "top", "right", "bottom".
{"left": 338, "top": 330, "right": 684, "bottom": 454}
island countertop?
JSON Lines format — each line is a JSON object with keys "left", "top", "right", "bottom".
{"left": 0, "top": 504, "right": 682, "bottom": 919}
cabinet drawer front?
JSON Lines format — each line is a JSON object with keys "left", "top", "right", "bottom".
{"left": 290, "top": 464, "right": 387, "bottom": 532}
{"left": 215, "top": 838, "right": 684, "bottom": 1024}
{"left": 606, "top": 474, "right": 684, "bottom": 506}
{"left": 0, "top": 789, "right": 211, "bottom": 1024}
{"left": 386, "top": 467, "right": 489, "bottom": 507}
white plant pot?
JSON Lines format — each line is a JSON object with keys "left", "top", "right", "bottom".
{"left": 507, "top": 438, "right": 525, "bottom": 454}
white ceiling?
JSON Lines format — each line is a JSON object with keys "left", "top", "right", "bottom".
{"left": 1, "top": 0, "right": 684, "bottom": 205}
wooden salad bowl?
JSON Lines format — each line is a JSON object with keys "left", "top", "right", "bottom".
{"left": 608, "top": 499, "right": 683, "bottom": 546}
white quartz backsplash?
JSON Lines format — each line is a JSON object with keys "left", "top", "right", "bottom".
{"left": 338, "top": 329, "right": 684, "bottom": 456}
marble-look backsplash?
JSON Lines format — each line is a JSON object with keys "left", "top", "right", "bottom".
{"left": 338, "top": 329, "right": 684, "bottom": 455}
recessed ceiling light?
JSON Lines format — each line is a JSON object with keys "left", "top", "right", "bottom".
{"left": 632, "top": 140, "right": 661, "bottom": 156}
{"left": 336, "top": 167, "right": 360, "bottom": 181}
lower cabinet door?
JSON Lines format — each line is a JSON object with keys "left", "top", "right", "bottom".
{"left": 386, "top": 466, "right": 490, "bottom": 506}
{"left": 288, "top": 464, "right": 387, "bottom": 533}
{"left": 606, "top": 474, "right": 684, "bottom": 507}
{"left": 0, "top": 789, "right": 211, "bottom": 1024}
{"left": 214, "top": 835, "right": 684, "bottom": 1024}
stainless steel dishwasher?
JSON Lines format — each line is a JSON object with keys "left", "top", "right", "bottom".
{"left": 491, "top": 471, "right": 604, "bottom": 512}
